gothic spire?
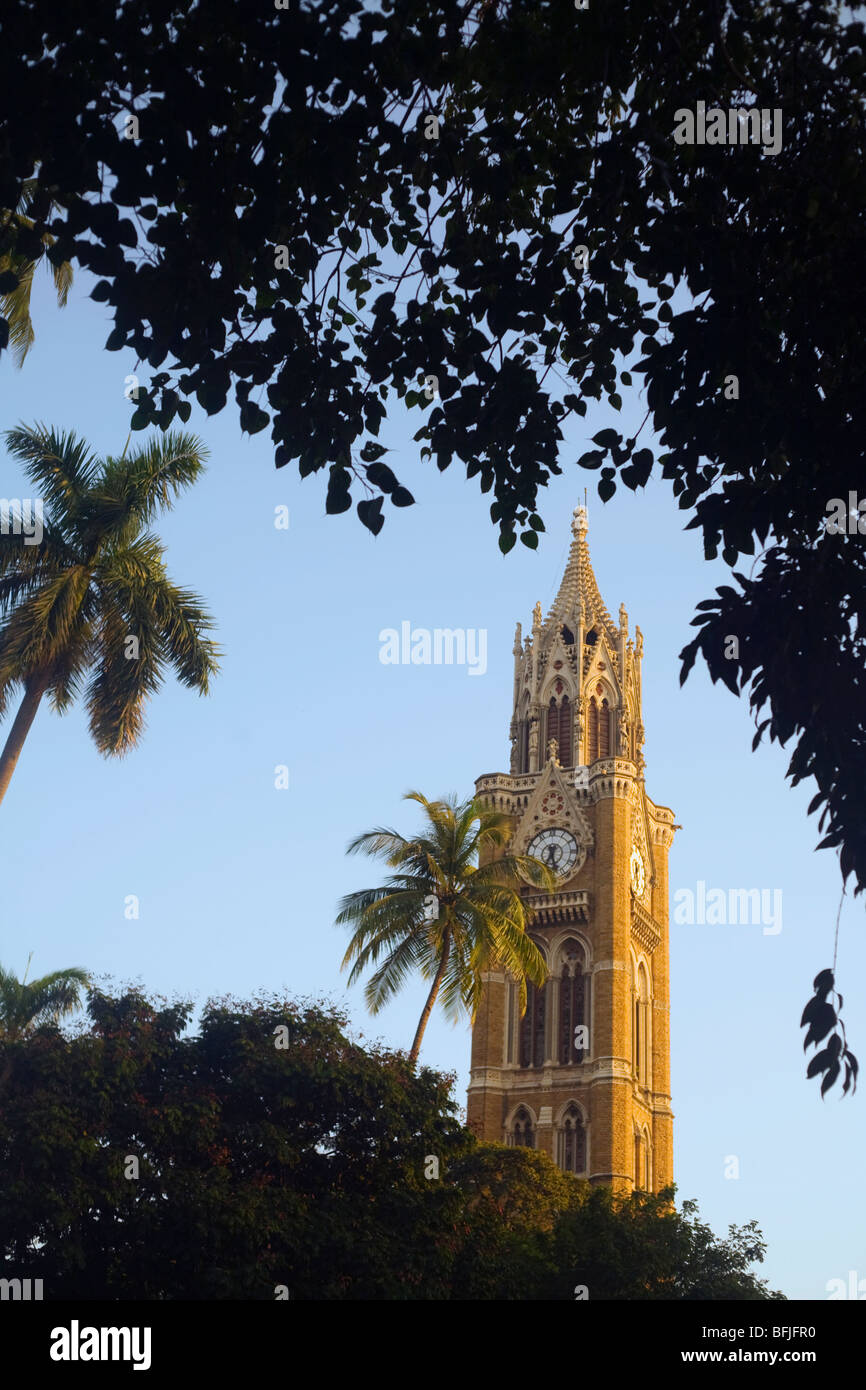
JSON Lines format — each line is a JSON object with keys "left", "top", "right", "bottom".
{"left": 547, "top": 505, "right": 619, "bottom": 646}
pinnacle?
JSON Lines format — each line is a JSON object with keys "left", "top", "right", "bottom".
{"left": 546, "top": 505, "right": 619, "bottom": 644}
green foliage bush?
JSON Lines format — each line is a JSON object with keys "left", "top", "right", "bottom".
{"left": 0, "top": 990, "right": 781, "bottom": 1300}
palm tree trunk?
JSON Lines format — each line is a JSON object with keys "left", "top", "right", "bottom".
{"left": 409, "top": 929, "right": 451, "bottom": 1064}
{"left": 0, "top": 672, "right": 49, "bottom": 807}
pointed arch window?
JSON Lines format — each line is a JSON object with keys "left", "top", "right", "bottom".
{"left": 547, "top": 694, "right": 572, "bottom": 767}
{"left": 557, "top": 1104, "right": 587, "bottom": 1174}
{"left": 519, "top": 976, "right": 547, "bottom": 1068}
{"left": 633, "top": 961, "right": 651, "bottom": 1088}
{"left": 598, "top": 698, "right": 611, "bottom": 758}
{"left": 634, "top": 1129, "right": 651, "bottom": 1190}
{"left": 518, "top": 718, "right": 530, "bottom": 773}
{"left": 558, "top": 938, "right": 589, "bottom": 1064}
{"left": 587, "top": 688, "right": 611, "bottom": 763}
{"left": 511, "top": 1107, "right": 535, "bottom": 1148}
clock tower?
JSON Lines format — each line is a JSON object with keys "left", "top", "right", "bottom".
{"left": 467, "top": 505, "right": 677, "bottom": 1193}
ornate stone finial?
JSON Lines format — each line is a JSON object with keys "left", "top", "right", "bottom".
{"left": 572, "top": 504, "right": 589, "bottom": 537}
{"left": 635, "top": 625, "right": 644, "bottom": 658}
{"left": 532, "top": 600, "right": 543, "bottom": 629}
{"left": 547, "top": 737, "right": 560, "bottom": 767}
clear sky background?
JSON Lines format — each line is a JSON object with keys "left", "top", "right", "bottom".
{"left": 2, "top": 266, "right": 864, "bottom": 1301}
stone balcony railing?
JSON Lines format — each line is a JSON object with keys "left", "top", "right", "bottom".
{"left": 476, "top": 760, "right": 638, "bottom": 806}
{"left": 524, "top": 889, "right": 591, "bottom": 925}
{"left": 475, "top": 771, "right": 538, "bottom": 792}
{"left": 632, "top": 900, "right": 662, "bottom": 954}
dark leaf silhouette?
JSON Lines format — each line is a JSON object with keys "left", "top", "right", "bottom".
{"left": 806, "top": 1048, "right": 830, "bottom": 1080}
{"left": 802, "top": 1002, "right": 836, "bottom": 1050}
{"left": 800, "top": 969, "right": 858, "bottom": 1098}
{"left": 821, "top": 1063, "right": 841, "bottom": 1098}
{"left": 813, "top": 969, "right": 835, "bottom": 999}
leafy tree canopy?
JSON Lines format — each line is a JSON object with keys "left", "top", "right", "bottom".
{"left": 0, "top": 987, "right": 781, "bottom": 1299}
{"left": 2, "top": 1, "right": 865, "bottom": 957}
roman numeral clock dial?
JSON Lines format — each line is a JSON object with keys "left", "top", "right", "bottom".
{"left": 527, "top": 827, "right": 579, "bottom": 879}
{"left": 630, "top": 847, "right": 646, "bottom": 897}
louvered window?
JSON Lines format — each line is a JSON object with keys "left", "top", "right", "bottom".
{"left": 588, "top": 698, "right": 599, "bottom": 762}
{"left": 547, "top": 696, "right": 572, "bottom": 767}
{"left": 598, "top": 699, "right": 610, "bottom": 758}
{"left": 519, "top": 981, "right": 546, "bottom": 1068}
{"left": 558, "top": 940, "right": 588, "bottom": 1063}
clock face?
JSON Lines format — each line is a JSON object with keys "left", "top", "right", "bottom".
{"left": 630, "top": 848, "right": 646, "bottom": 897}
{"left": 527, "top": 827, "right": 580, "bottom": 880}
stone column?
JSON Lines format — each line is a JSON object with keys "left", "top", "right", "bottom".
{"left": 536, "top": 1104, "right": 555, "bottom": 1159}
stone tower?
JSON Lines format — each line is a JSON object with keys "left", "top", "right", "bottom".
{"left": 467, "top": 505, "right": 677, "bottom": 1193}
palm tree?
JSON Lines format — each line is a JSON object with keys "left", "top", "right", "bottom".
{"left": 336, "top": 791, "right": 558, "bottom": 1063}
{"left": 0, "top": 957, "right": 90, "bottom": 1043}
{"left": 0, "top": 179, "right": 73, "bottom": 366}
{"left": 0, "top": 425, "right": 220, "bottom": 806}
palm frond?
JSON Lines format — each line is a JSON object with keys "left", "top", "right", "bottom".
{"left": 0, "top": 260, "right": 36, "bottom": 366}
{"left": 82, "top": 594, "right": 165, "bottom": 756}
{"left": 337, "top": 791, "right": 550, "bottom": 1058}
{"left": 49, "top": 254, "right": 73, "bottom": 308}
{"left": 4, "top": 424, "right": 100, "bottom": 524}
{"left": 0, "top": 963, "right": 90, "bottom": 1038}
{"left": 339, "top": 892, "right": 431, "bottom": 982}
{"left": 0, "top": 424, "right": 219, "bottom": 785}
{"left": 0, "top": 566, "right": 92, "bottom": 677}
{"left": 344, "top": 826, "right": 409, "bottom": 859}
{"left": 142, "top": 570, "right": 220, "bottom": 692}
{"left": 75, "top": 433, "right": 208, "bottom": 552}
{"left": 471, "top": 852, "right": 558, "bottom": 895}
{"left": 0, "top": 183, "right": 73, "bottom": 366}
{"left": 44, "top": 594, "right": 98, "bottom": 713}
{"left": 97, "top": 536, "right": 220, "bottom": 694}
{"left": 23, "top": 968, "right": 90, "bottom": 1025}
{"left": 0, "top": 524, "right": 78, "bottom": 598}
{"left": 110, "top": 432, "right": 208, "bottom": 522}
{"left": 361, "top": 932, "right": 430, "bottom": 1014}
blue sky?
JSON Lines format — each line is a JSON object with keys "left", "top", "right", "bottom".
{"left": 2, "top": 267, "right": 864, "bottom": 1300}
